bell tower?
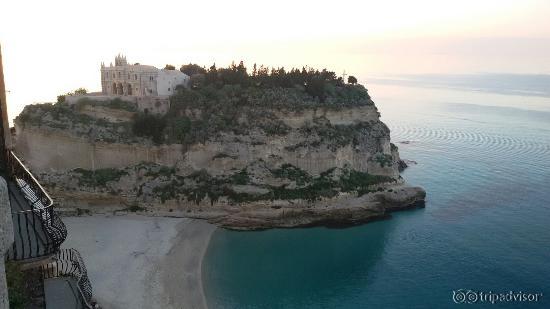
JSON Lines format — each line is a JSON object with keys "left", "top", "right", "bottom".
{"left": 114, "top": 53, "right": 128, "bottom": 67}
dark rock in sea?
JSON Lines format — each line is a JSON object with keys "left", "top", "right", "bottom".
{"left": 398, "top": 160, "right": 408, "bottom": 171}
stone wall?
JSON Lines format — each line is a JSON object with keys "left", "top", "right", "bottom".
{"left": 0, "top": 177, "right": 14, "bottom": 308}
{"left": 134, "top": 96, "right": 170, "bottom": 115}
{"left": 66, "top": 94, "right": 170, "bottom": 115}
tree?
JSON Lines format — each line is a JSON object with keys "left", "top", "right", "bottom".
{"left": 189, "top": 74, "right": 206, "bottom": 89}
{"left": 57, "top": 95, "right": 66, "bottom": 104}
{"left": 132, "top": 113, "right": 166, "bottom": 144}
{"left": 164, "top": 64, "right": 176, "bottom": 70}
{"left": 74, "top": 88, "right": 87, "bottom": 95}
{"left": 180, "top": 63, "right": 207, "bottom": 76}
{"left": 205, "top": 63, "right": 218, "bottom": 85}
{"left": 305, "top": 76, "right": 326, "bottom": 101}
{"left": 348, "top": 76, "right": 358, "bottom": 85}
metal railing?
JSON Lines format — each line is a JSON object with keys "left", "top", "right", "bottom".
{"left": 10, "top": 207, "right": 62, "bottom": 260}
{"left": 6, "top": 150, "right": 67, "bottom": 260}
{"left": 42, "top": 249, "right": 94, "bottom": 309}
{"left": 6, "top": 150, "right": 53, "bottom": 208}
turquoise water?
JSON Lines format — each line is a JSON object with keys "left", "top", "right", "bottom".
{"left": 202, "top": 81, "right": 550, "bottom": 308}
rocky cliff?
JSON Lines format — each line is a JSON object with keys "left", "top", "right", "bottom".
{"left": 13, "top": 84, "right": 425, "bottom": 229}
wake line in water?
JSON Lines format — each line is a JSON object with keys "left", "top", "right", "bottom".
{"left": 390, "top": 125, "right": 550, "bottom": 158}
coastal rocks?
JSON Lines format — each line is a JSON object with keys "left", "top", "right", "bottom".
{"left": 14, "top": 95, "right": 427, "bottom": 230}
{"left": 373, "top": 186, "right": 426, "bottom": 211}
{"left": 208, "top": 185, "right": 426, "bottom": 230}
{"left": 398, "top": 160, "right": 408, "bottom": 171}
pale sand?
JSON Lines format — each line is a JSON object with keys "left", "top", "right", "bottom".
{"left": 62, "top": 214, "right": 216, "bottom": 309}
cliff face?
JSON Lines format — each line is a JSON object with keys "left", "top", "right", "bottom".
{"left": 15, "top": 105, "right": 397, "bottom": 177}
{"left": 14, "top": 87, "right": 425, "bottom": 229}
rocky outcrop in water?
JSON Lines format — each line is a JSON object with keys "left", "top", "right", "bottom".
{"left": 13, "top": 84, "right": 426, "bottom": 229}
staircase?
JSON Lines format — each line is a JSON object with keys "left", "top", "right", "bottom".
{"left": 42, "top": 249, "right": 94, "bottom": 309}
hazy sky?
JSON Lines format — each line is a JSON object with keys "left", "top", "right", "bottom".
{"left": 1, "top": 0, "right": 550, "bottom": 120}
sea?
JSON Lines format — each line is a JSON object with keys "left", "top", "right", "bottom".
{"left": 202, "top": 75, "right": 550, "bottom": 308}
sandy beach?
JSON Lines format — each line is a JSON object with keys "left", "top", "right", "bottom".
{"left": 61, "top": 214, "right": 216, "bottom": 309}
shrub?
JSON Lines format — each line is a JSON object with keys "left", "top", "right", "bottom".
{"left": 374, "top": 153, "right": 393, "bottom": 167}
{"left": 73, "top": 168, "right": 128, "bottom": 187}
{"left": 125, "top": 204, "right": 146, "bottom": 212}
{"left": 213, "top": 153, "right": 237, "bottom": 160}
{"left": 180, "top": 63, "right": 207, "bottom": 76}
{"left": 230, "top": 169, "right": 250, "bottom": 185}
{"left": 272, "top": 164, "right": 311, "bottom": 186}
{"left": 132, "top": 113, "right": 166, "bottom": 144}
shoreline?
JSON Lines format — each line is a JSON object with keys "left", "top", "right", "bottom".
{"left": 56, "top": 183, "right": 426, "bottom": 231}
{"left": 61, "top": 214, "right": 216, "bottom": 309}
{"left": 57, "top": 185, "right": 424, "bottom": 307}
{"left": 161, "top": 218, "right": 216, "bottom": 309}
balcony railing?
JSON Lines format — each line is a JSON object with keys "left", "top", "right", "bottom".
{"left": 6, "top": 150, "right": 67, "bottom": 260}
{"left": 42, "top": 249, "right": 94, "bottom": 309}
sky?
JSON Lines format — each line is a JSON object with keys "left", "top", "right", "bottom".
{"left": 1, "top": 0, "right": 550, "bottom": 121}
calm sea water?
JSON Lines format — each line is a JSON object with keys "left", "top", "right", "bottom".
{"left": 202, "top": 80, "right": 550, "bottom": 308}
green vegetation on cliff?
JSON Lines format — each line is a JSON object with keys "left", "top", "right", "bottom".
{"left": 133, "top": 77, "right": 371, "bottom": 145}
{"left": 73, "top": 167, "right": 128, "bottom": 187}
{"left": 75, "top": 97, "right": 137, "bottom": 112}
{"left": 17, "top": 63, "right": 374, "bottom": 149}
{"left": 184, "top": 61, "right": 371, "bottom": 104}
{"left": 154, "top": 164, "right": 393, "bottom": 204}
{"left": 16, "top": 101, "right": 137, "bottom": 143}
{"left": 60, "top": 163, "right": 394, "bottom": 205}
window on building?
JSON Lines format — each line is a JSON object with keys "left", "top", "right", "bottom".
{"left": 118, "top": 72, "right": 121, "bottom": 78}
{"left": 128, "top": 73, "right": 130, "bottom": 79}
{"left": 135, "top": 74, "right": 137, "bottom": 80}
{"left": 168, "top": 88, "right": 171, "bottom": 91}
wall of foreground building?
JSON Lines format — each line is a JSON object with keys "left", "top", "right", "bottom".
{"left": 0, "top": 177, "right": 14, "bottom": 308}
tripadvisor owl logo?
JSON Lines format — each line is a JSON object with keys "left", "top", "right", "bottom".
{"left": 452, "top": 289, "right": 543, "bottom": 304}
{"left": 453, "top": 289, "right": 478, "bottom": 304}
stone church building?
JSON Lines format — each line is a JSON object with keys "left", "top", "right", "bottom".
{"left": 100, "top": 54, "right": 189, "bottom": 96}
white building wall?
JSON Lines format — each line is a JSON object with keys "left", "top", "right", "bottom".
{"left": 100, "top": 56, "right": 189, "bottom": 98}
{"left": 156, "top": 70, "right": 189, "bottom": 96}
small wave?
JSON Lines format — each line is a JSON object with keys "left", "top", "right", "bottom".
{"left": 391, "top": 125, "right": 550, "bottom": 158}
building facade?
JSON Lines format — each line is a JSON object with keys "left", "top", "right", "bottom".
{"left": 100, "top": 54, "right": 189, "bottom": 97}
